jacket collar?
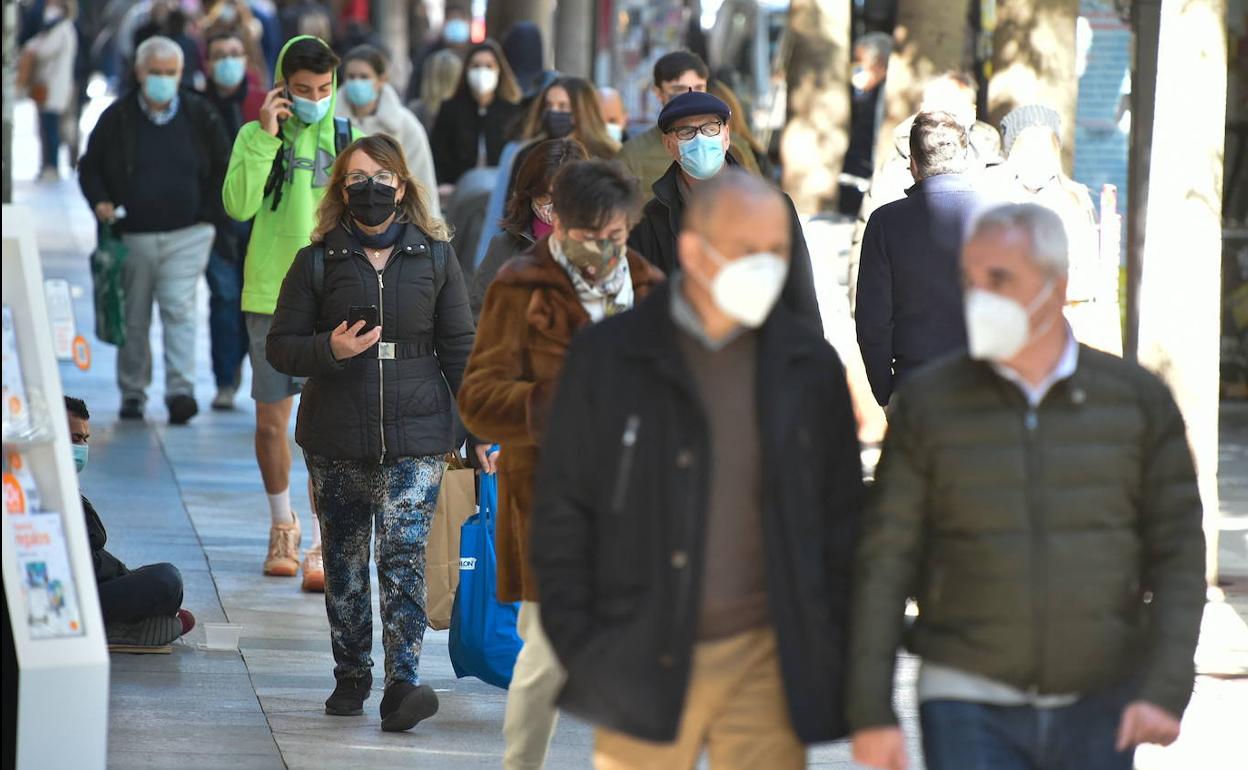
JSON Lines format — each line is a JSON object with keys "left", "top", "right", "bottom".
{"left": 906, "top": 172, "right": 979, "bottom": 196}
{"left": 324, "top": 221, "right": 433, "bottom": 260}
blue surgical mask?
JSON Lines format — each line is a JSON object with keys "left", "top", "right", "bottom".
{"left": 677, "top": 133, "right": 726, "bottom": 180}
{"left": 72, "top": 443, "right": 89, "bottom": 474}
{"left": 143, "top": 74, "right": 179, "bottom": 105}
{"left": 443, "top": 18, "right": 470, "bottom": 45}
{"left": 211, "top": 56, "right": 246, "bottom": 89}
{"left": 605, "top": 122, "right": 624, "bottom": 143}
{"left": 291, "top": 93, "right": 332, "bottom": 124}
{"left": 344, "top": 79, "right": 377, "bottom": 108}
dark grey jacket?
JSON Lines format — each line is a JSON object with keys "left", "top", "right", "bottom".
{"left": 470, "top": 229, "right": 535, "bottom": 320}
{"left": 267, "top": 223, "right": 475, "bottom": 462}
{"left": 847, "top": 346, "right": 1206, "bottom": 729}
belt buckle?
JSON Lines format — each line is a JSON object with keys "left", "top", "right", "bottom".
{"left": 378, "top": 342, "right": 396, "bottom": 360}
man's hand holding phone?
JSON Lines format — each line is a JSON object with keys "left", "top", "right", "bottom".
{"left": 260, "top": 86, "right": 292, "bottom": 136}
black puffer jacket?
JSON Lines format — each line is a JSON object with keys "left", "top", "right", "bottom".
{"left": 267, "top": 223, "right": 475, "bottom": 462}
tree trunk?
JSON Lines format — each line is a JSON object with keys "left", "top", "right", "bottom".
{"left": 486, "top": 0, "right": 554, "bottom": 67}
{"left": 988, "top": 0, "right": 1079, "bottom": 172}
{"left": 872, "top": 0, "right": 971, "bottom": 176}
{"left": 554, "top": 0, "right": 594, "bottom": 78}
{"left": 373, "top": 0, "right": 411, "bottom": 93}
{"left": 1135, "top": 0, "right": 1228, "bottom": 585}
{"left": 781, "top": 0, "right": 851, "bottom": 215}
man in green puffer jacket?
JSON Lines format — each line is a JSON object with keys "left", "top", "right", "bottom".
{"left": 848, "top": 202, "right": 1206, "bottom": 770}
{"left": 222, "top": 35, "right": 359, "bottom": 591}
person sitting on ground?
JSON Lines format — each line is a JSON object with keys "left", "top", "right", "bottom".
{"left": 66, "top": 396, "right": 195, "bottom": 650}
{"left": 626, "top": 90, "right": 822, "bottom": 334}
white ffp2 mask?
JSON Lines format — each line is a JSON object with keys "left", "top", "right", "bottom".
{"left": 700, "top": 238, "right": 789, "bottom": 328}
{"left": 965, "top": 280, "right": 1055, "bottom": 361}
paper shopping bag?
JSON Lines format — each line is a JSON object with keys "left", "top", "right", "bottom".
{"left": 427, "top": 464, "right": 476, "bottom": 630}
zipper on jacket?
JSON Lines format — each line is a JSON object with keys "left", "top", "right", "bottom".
{"left": 610, "top": 415, "right": 641, "bottom": 513}
{"left": 1023, "top": 406, "right": 1047, "bottom": 687}
{"left": 376, "top": 269, "right": 386, "bottom": 464}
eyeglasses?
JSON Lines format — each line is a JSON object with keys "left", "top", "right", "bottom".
{"left": 666, "top": 120, "right": 724, "bottom": 142}
{"left": 345, "top": 171, "right": 396, "bottom": 187}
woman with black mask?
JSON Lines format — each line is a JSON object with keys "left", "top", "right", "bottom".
{"left": 266, "top": 134, "right": 475, "bottom": 733}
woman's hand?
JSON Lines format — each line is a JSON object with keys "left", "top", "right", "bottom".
{"left": 474, "top": 443, "right": 500, "bottom": 474}
{"left": 329, "top": 320, "right": 381, "bottom": 361}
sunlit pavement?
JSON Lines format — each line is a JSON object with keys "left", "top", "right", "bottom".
{"left": 8, "top": 97, "right": 1246, "bottom": 768}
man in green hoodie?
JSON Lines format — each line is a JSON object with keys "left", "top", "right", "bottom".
{"left": 223, "top": 36, "right": 357, "bottom": 590}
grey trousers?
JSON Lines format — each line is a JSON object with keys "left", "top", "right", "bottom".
{"left": 118, "top": 223, "right": 215, "bottom": 403}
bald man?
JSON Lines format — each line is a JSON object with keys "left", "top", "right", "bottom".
{"left": 597, "top": 86, "right": 629, "bottom": 144}
{"left": 531, "top": 169, "right": 863, "bottom": 769}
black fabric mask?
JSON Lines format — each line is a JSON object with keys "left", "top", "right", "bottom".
{"left": 541, "top": 109, "right": 574, "bottom": 139}
{"left": 346, "top": 179, "right": 398, "bottom": 227}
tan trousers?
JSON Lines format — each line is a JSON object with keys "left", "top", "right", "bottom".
{"left": 503, "top": 601, "right": 566, "bottom": 770}
{"left": 593, "top": 626, "right": 806, "bottom": 770}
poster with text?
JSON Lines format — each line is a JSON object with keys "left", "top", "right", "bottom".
{"left": 10, "top": 510, "right": 85, "bottom": 639}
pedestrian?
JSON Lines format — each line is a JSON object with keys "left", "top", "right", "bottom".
{"left": 839, "top": 31, "right": 893, "bottom": 216}
{"left": 404, "top": 1, "right": 472, "bottom": 105}
{"left": 20, "top": 0, "right": 78, "bottom": 181}
{"left": 848, "top": 203, "right": 1206, "bottom": 770}
{"left": 501, "top": 20, "right": 546, "bottom": 99}
{"left": 222, "top": 35, "right": 359, "bottom": 590}
{"left": 78, "top": 35, "right": 228, "bottom": 425}
{"left": 469, "top": 138, "right": 589, "bottom": 319}
{"left": 459, "top": 159, "right": 664, "bottom": 770}
{"left": 848, "top": 71, "right": 1003, "bottom": 314}
{"left": 337, "top": 44, "right": 441, "bottom": 218}
{"left": 855, "top": 111, "right": 987, "bottom": 406}
{"left": 132, "top": 0, "right": 202, "bottom": 90}
{"left": 411, "top": 48, "right": 462, "bottom": 134}
{"left": 266, "top": 133, "right": 474, "bottom": 733}
{"left": 472, "top": 76, "right": 621, "bottom": 271}
{"left": 66, "top": 397, "right": 197, "bottom": 650}
{"left": 531, "top": 169, "right": 862, "bottom": 769}
{"left": 202, "top": 29, "right": 265, "bottom": 411}
{"left": 429, "top": 39, "right": 523, "bottom": 186}
{"left": 615, "top": 50, "right": 760, "bottom": 193}
{"left": 597, "top": 86, "right": 629, "bottom": 144}
{"left": 200, "top": 0, "right": 269, "bottom": 88}
{"left": 626, "top": 91, "right": 823, "bottom": 333}
{"left": 997, "top": 104, "right": 1121, "bottom": 355}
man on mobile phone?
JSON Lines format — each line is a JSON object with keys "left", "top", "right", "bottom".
{"left": 222, "top": 35, "right": 360, "bottom": 592}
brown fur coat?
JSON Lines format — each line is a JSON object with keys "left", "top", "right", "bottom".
{"left": 457, "top": 238, "right": 664, "bottom": 602}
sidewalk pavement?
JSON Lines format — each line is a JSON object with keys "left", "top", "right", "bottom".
{"left": 9, "top": 100, "right": 1247, "bottom": 768}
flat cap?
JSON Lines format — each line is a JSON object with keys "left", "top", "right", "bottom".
{"left": 657, "top": 91, "right": 731, "bottom": 132}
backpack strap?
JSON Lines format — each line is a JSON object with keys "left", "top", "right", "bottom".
{"left": 333, "top": 116, "right": 352, "bottom": 156}
{"left": 430, "top": 239, "right": 447, "bottom": 292}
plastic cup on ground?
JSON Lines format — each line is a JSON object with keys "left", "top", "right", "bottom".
{"left": 203, "top": 623, "right": 243, "bottom": 651}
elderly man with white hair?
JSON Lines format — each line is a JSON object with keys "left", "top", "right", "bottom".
{"left": 79, "top": 35, "right": 231, "bottom": 425}
{"left": 846, "top": 202, "right": 1207, "bottom": 770}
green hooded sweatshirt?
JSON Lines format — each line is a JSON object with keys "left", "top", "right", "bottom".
{"left": 223, "top": 36, "right": 360, "bottom": 315}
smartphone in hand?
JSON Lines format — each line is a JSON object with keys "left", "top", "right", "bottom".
{"left": 348, "top": 305, "right": 379, "bottom": 334}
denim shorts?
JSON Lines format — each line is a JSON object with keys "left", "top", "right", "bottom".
{"left": 244, "top": 312, "right": 304, "bottom": 404}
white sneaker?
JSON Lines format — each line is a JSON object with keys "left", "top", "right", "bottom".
{"left": 212, "top": 386, "right": 237, "bottom": 411}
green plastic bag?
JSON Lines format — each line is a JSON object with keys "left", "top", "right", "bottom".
{"left": 91, "top": 223, "right": 126, "bottom": 346}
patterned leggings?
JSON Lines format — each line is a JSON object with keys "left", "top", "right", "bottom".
{"left": 306, "top": 453, "right": 445, "bottom": 686}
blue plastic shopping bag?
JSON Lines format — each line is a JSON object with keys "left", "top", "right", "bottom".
{"left": 448, "top": 468, "right": 522, "bottom": 689}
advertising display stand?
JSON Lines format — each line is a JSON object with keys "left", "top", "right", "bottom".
{"left": 2, "top": 205, "right": 109, "bottom": 769}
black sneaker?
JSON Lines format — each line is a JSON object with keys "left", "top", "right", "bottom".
{"left": 119, "top": 398, "right": 144, "bottom": 420}
{"left": 379, "top": 682, "right": 438, "bottom": 732}
{"left": 167, "top": 394, "right": 198, "bottom": 425}
{"left": 325, "top": 673, "right": 373, "bottom": 716}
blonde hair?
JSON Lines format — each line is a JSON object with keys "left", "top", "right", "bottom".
{"left": 421, "top": 49, "right": 463, "bottom": 122}
{"left": 312, "top": 134, "right": 451, "bottom": 244}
